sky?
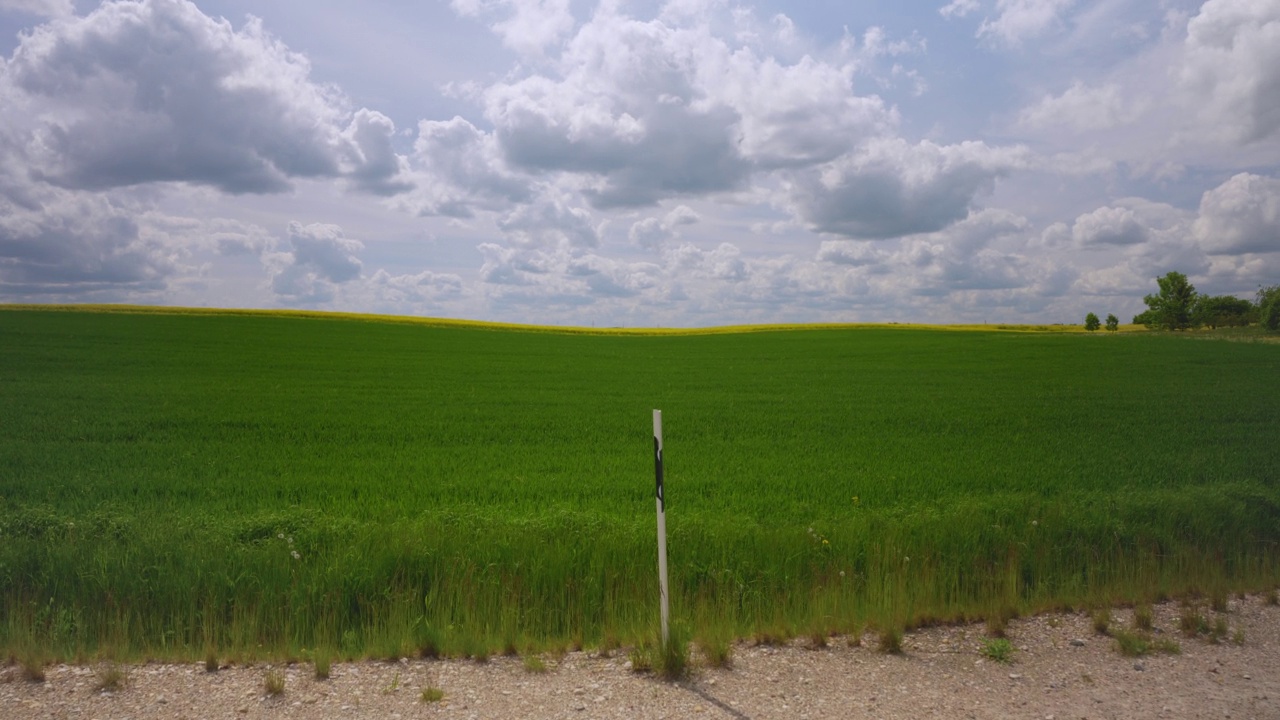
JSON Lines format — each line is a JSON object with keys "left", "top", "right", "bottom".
{"left": 0, "top": 0, "right": 1277, "bottom": 327}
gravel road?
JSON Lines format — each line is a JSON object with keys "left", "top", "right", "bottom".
{"left": 4, "top": 595, "right": 1277, "bottom": 720}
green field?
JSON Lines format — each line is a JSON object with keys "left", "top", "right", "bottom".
{"left": 1, "top": 307, "right": 1278, "bottom": 662}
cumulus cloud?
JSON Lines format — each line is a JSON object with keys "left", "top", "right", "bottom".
{"left": 403, "top": 117, "right": 531, "bottom": 217}
{"left": 268, "top": 222, "right": 364, "bottom": 303}
{"left": 1018, "top": 82, "right": 1135, "bottom": 132}
{"left": 497, "top": 195, "right": 599, "bottom": 248}
{"left": 480, "top": 8, "right": 895, "bottom": 208}
{"left": 1193, "top": 172, "right": 1280, "bottom": 255}
{"left": 978, "top": 0, "right": 1077, "bottom": 47}
{"left": 3, "top": 0, "right": 412, "bottom": 197}
{"left": 450, "top": 0, "right": 575, "bottom": 56}
{"left": 939, "top": 0, "right": 980, "bottom": 19}
{"left": 791, "top": 138, "right": 1030, "bottom": 239}
{"left": 342, "top": 109, "right": 414, "bottom": 196}
{"left": 1071, "top": 206, "right": 1149, "bottom": 246}
{"left": 1179, "top": 0, "right": 1280, "bottom": 144}
{"left": 628, "top": 204, "right": 699, "bottom": 250}
{"left": 0, "top": 190, "right": 175, "bottom": 295}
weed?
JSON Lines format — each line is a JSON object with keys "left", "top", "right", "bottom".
{"left": 1112, "top": 631, "right": 1150, "bottom": 657}
{"left": 1133, "top": 605, "right": 1153, "bottom": 632}
{"left": 1232, "top": 629, "right": 1245, "bottom": 646}
{"left": 1211, "top": 617, "right": 1229, "bottom": 643}
{"left": 522, "top": 654, "right": 547, "bottom": 673}
{"left": 1153, "top": 638, "right": 1181, "bottom": 654}
{"left": 656, "top": 627, "right": 691, "bottom": 681}
{"left": 699, "top": 636, "right": 733, "bottom": 668}
{"left": 263, "top": 668, "right": 285, "bottom": 696}
{"left": 752, "top": 628, "right": 789, "bottom": 647}
{"left": 313, "top": 650, "right": 331, "bottom": 680}
{"left": 20, "top": 654, "right": 45, "bottom": 683}
{"left": 204, "top": 651, "right": 219, "bottom": 673}
{"left": 599, "top": 633, "right": 621, "bottom": 658}
{"left": 94, "top": 662, "right": 128, "bottom": 692}
{"left": 1211, "top": 594, "right": 1228, "bottom": 613}
{"left": 386, "top": 671, "right": 401, "bottom": 693}
{"left": 981, "top": 638, "right": 1013, "bottom": 663}
{"left": 1266, "top": 589, "right": 1279, "bottom": 606}
{"left": 1092, "top": 609, "right": 1111, "bottom": 636}
{"left": 420, "top": 686, "right": 444, "bottom": 703}
{"left": 808, "top": 630, "right": 829, "bottom": 650}
{"left": 878, "top": 627, "right": 903, "bottom": 655}
{"left": 1180, "top": 608, "right": 1208, "bottom": 637}
{"left": 985, "top": 614, "right": 1007, "bottom": 638}
{"left": 628, "top": 644, "right": 653, "bottom": 673}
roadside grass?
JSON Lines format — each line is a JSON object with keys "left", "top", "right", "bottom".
{"left": 981, "top": 637, "right": 1013, "bottom": 663}
{"left": 1, "top": 308, "right": 1278, "bottom": 661}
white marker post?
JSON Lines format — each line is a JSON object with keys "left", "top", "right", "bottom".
{"left": 653, "top": 409, "right": 670, "bottom": 647}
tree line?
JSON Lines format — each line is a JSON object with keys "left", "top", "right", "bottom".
{"left": 1083, "top": 272, "right": 1280, "bottom": 332}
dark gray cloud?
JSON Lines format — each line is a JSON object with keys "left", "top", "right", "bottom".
{"left": 792, "top": 139, "right": 1029, "bottom": 239}
{"left": 0, "top": 189, "right": 173, "bottom": 294}
{"left": 268, "top": 221, "right": 363, "bottom": 303}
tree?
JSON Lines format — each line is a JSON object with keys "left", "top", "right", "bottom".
{"left": 1258, "top": 285, "right": 1280, "bottom": 331}
{"left": 1141, "top": 271, "right": 1198, "bottom": 330}
{"left": 1105, "top": 313, "right": 1119, "bottom": 332}
{"left": 1084, "top": 312, "right": 1100, "bottom": 331}
{"left": 1194, "top": 295, "right": 1253, "bottom": 329}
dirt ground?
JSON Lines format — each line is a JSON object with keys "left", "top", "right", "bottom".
{"left": 3, "top": 595, "right": 1277, "bottom": 720}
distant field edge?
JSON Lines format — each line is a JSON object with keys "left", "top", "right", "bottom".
{"left": 0, "top": 303, "right": 1144, "bottom": 336}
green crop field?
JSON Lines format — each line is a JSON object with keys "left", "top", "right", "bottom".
{"left": 1, "top": 306, "right": 1278, "bottom": 664}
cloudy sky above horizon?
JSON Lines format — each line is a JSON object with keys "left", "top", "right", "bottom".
{"left": 1, "top": 0, "right": 1277, "bottom": 327}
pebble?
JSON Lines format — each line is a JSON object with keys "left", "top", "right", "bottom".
{"left": 1134, "top": 662, "right": 1145, "bottom": 671}
{"left": 1009, "top": 674, "right": 1023, "bottom": 680}
{"left": 1070, "top": 639, "right": 1086, "bottom": 647}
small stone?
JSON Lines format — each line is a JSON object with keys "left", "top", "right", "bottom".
{"left": 1070, "top": 639, "right": 1086, "bottom": 647}
{"left": 1134, "top": 662, "right": 1145, "bottom": 671}
{"left": 594, "top": 696, "right": 606, "bottom": 703}
{"left": 1243, "top": 675, "right": 1252, "bottom": 680}
{"left": 573, "top": 703, "right": 586, "bottom": 711}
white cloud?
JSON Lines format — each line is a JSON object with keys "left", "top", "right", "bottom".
{"left": 1071, "top": 205, "right": 1149, "bottom": 246}
{"left": 628, "top": 204, "right": 699, "bottom": 249}
{"left": 1179, "top": 0, "right": 1280, "bottom": 144}
{"left": 480, "top": 8, "right": 896, "bottom": 208}
{"left": 940, "top": 0, "right": 980, "bottom": 19}
{"left": 496, "top": 194, "right": 599, "bottom": 249}
{"left": 3, "top": 0, "right": 413, "bottom": 199}
{"left": 341, "top": 109, "right": 414, "bottom": 196}
{"left": 450, "top": 0, "right": 575, "bottom": 57}
{"left": 1018, "top": 82, "right": 1135, "bottom": 131}
{"left": 790, "top": 138, "right": 1030, "bottom": 239}
{"left": 977, "top": 0, "right": 1076, "bottom": 48}
{"left": 1193, "top": 172, "right": 1280, "bottom": 255}
{"left": 403, "top": 117, "right": 532, "bottom": 218}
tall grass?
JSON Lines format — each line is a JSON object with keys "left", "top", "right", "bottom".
{"left": 1, "top": 308, "right": 1277, "bottom": 660}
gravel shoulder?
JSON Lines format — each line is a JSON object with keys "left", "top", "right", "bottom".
{"left": 4, "top": 596, "right": 1277, "bottom": 720}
